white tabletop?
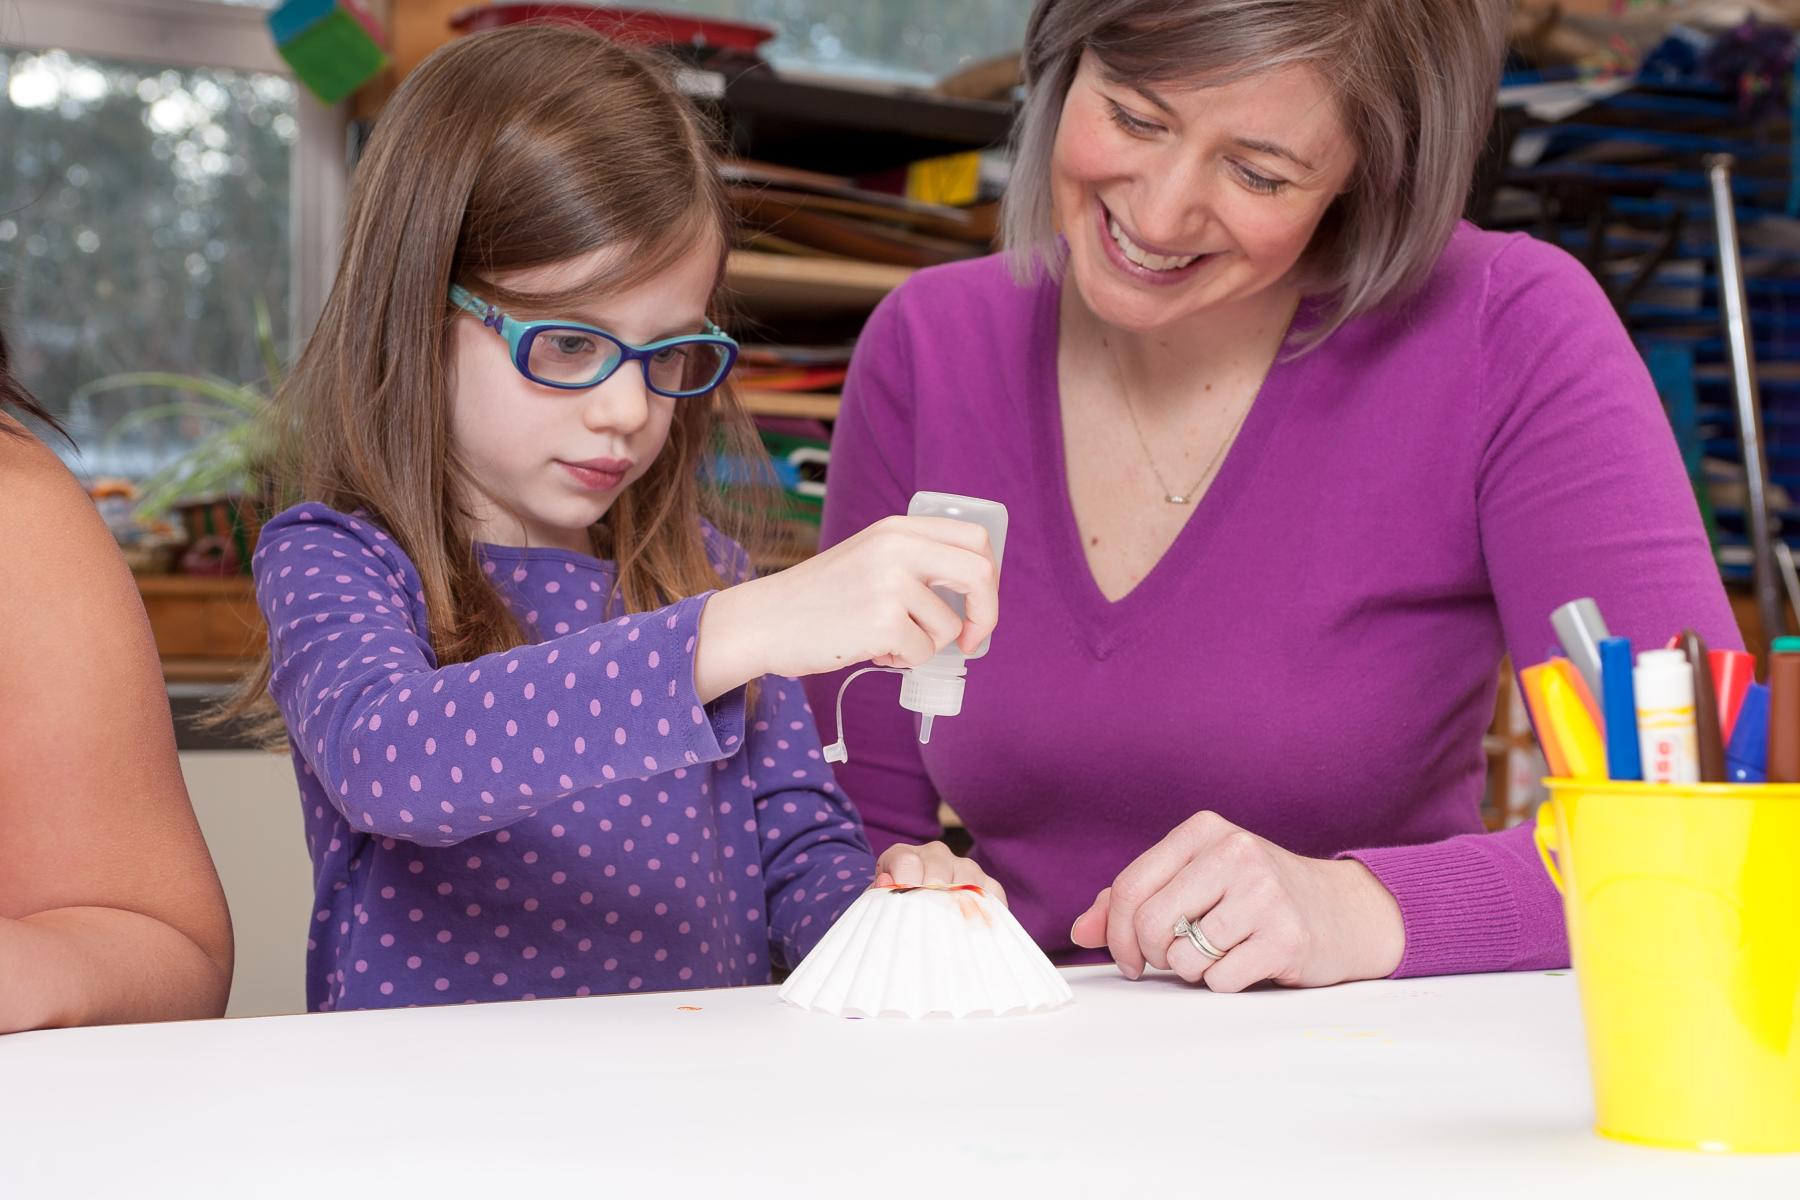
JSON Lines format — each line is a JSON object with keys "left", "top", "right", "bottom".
{"left": 2, "top": 966, "right": 1795, "bottom": 1196}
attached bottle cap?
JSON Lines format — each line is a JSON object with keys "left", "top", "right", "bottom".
{"left": 1774, "top": 637, "right": 1800, "bottom": 654}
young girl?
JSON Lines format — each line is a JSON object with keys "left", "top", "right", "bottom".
{"left": 233, "top": 25, "right": 1001, "bottom": 1012}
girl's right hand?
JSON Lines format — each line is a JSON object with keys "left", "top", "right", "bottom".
{"left": 694, "top": 515, "right": 999, "bottom": 699}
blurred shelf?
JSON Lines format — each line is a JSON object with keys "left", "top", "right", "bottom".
{"left": 135, "top": 575, "right": 254, "bottom": 597}
{"left": 136, "top": 574, "right": 265, "bottom": 670}
{"left": 724, "top": 251, "right": 911, "bottom": 319}
{"left": 737, "top": 391, "right": 841, "bottom": 421}
{"left": 161, "top": 657, "right": 256, "bottom": 685}
{"left": 712, "top": 65, "right": 1014, "bottom": 176}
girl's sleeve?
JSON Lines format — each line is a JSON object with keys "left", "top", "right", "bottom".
{"left": 746, "top": 677, "right": 878, "bottom": 968}
{"left": 256, "top": 504, "right": 748, "bottom": 847}
{"left": 1341, "top": 236, "right": 1739, "bottom": 977}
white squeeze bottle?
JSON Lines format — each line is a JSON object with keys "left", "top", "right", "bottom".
{"left": 900, "top": 491, "right": 1009, "bottom": 744}
{"left": 822, "top": 491, "right": 1008, "bottom": 763}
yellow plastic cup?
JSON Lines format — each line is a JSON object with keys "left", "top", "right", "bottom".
{"left": 1535, "top": 779, "right": 1800, "bottom": 1152}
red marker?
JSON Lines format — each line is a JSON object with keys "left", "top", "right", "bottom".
{"left": 1710, "top": 649, "right": 1756, "bottom": 743}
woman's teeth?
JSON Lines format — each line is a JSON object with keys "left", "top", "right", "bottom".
{"left": 1108, "top": 216, "right": 1201, "bottom": 271}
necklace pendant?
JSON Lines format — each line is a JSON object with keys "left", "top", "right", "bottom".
{"left": 1166, "top": 494, "right": 1189, "bottom": 505}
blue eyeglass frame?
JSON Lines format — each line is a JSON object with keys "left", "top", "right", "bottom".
{"left": 448, "top": 284, "right": 739, "bottom": 398}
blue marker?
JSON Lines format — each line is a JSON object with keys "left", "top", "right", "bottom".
{"left": 1598, "top": 636, "right": 1642, "bottom": 781}
{"left": 1725, "top": 683, "right": 1771, "bottom": 784}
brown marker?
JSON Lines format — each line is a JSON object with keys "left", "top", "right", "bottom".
{"left": 1681, "top": 630, "right": 1726, "bottom": 782}
{"left": 1766, "top": 639, "right": 1800, "bottom": 784}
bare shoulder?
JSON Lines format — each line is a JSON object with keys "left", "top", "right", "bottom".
{"left": 0, "top": 420, "right": 122, "bottom": 592}
{"left": 0, "top": 419, "right": 152, "bottom": 684}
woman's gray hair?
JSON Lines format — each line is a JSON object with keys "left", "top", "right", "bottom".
{"left": 1002, "top": 0, "right": 1512, "bottom": 348}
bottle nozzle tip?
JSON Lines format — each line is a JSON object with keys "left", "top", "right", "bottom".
{"left": 918, "top": 714, "right": 934, "bottom": 744}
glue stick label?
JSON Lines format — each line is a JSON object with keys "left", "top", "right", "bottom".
{"left": 1635, "top": 649, "right": 1700, "bottom": 785}
{"left": 1638, "top": 705, "right": 1699, "bottom": 784}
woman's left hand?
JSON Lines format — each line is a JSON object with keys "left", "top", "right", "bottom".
{"left": 1070, "top": 811, "right": 1404, "bottom": 991}
{"left": 875, "top": 841, "right": 1007, "bottom": 906}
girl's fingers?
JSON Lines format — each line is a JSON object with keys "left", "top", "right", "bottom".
{"left": 962, "top": 861, "right": 1006, "bottom": 906}
{"left": 880, "top": 847, "right": 927, "bottom": 887}
{"left": 875, "top": 845, "right": 1005, "bottom": 905}
{"left": 904, "top": 585, "right": 966, "bottom": 657}
{"left": 894, "top": 538, "right": 1000, "bottom": 651}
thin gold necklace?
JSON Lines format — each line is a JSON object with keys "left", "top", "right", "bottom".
{"left": 1102, "top": 333, "right": 1259, "bottom": 506}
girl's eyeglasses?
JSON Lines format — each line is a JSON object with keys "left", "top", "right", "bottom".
{"left": 449, "top": 284, "right": 738, "bottom": 398}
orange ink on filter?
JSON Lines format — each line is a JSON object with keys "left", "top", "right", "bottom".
{"left": 871, "top": 882, "right": 986, "bottom": 897}
{"left": 954, "top": 892, "right": 994, "bottom": 927}
{"left": 676, "top": 1005, "right": 702, "bottom": 1012}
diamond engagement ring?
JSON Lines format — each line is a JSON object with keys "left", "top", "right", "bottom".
{"left": 1173, "top": 914, "right": 1227, "bottom": 961}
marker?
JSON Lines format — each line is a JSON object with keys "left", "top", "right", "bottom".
{"left": 1725, "top": 683, "right": 1771, "bottom": 784}
{"left": 1519, "top": 664, "right": 1571, "bottom": 778}
{"left": 1635, "top": 649, "right": 1699, "bottom": 784}
{"left": 1710, "top": 649, "right": 1756, "bottom": 743}
{"left": 1551, "top": 598, "right": 1611, "bottom": 705}
{"left": 1542, "top": 660, "right": 1608, "bottom": 779}
{"left": 1598, "top": 637, "right": 1642, "bottom": 781}
{"left": 1767, "top": 639, "right": 1800, "bottom": 783}
{"left": 1680, "top": 630, "right": 1726, "bottom": 782}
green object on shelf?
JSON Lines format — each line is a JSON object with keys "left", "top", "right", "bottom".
{"left": 269, "top": 0, "right": 390, "bottom": 106}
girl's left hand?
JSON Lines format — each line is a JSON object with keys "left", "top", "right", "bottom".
{"left": 875, "top": 841, "right": 1007, "bottom": 906}
{"left": 1069, "top": 811, "right": 1404, "bottom": 991}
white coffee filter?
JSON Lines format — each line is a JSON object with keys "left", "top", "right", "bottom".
{"left": 779, "top": 884, "right": 1074, "bottom": 1019}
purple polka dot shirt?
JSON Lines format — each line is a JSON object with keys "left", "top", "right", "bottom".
{"left": 254, "top": 503, "right": 874, "bottom": 1011}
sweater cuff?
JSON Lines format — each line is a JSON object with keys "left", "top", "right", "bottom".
{"left": 1339, "top": 836, "right": 1528, "bottom": 978}
{"left": 666, "top": 592, "right": 747, "bottom": 767}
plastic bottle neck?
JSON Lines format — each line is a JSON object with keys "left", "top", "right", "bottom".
{"left": 900, "top": 660, "right": 966, "bottom": 745}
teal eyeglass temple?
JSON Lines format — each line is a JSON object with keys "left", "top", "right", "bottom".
{"left": 448, "top": 283, "right": 739, "bottom": 397}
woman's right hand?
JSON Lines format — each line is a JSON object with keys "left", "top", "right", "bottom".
{"left": 694, "top": 515, "right": 999, "bottom": 699}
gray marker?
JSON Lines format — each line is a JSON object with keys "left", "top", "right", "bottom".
{"left": 1551, "top": 597, "right": 1611, "bottom": 701}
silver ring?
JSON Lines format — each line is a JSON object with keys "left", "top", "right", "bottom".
{"left": 1173, "top": 914, "right": 1226, "bottom": 961}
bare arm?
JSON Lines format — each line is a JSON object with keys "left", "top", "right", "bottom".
{"left": 0, "top": 421, "right": 232, "bottom": 1031}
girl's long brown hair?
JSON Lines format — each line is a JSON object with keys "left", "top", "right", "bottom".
{"left": 217, "top": 25, "right": 772, "bottom": 743}
{"left": 0, "top": 326, "right": 72, "bottom": 444}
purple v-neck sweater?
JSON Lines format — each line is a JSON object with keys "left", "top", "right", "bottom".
{"left": 804, "top": 225, "right": 1736, "bottom": 978}
{"left": 255, "top": 504, "right": 873, "bottom": 1011}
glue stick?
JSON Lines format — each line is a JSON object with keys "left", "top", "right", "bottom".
{"left": 1635, "top": 648, "right": 1699, "bottom": 784}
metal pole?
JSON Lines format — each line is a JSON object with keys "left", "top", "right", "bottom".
{"left": 1707, "top": 154, "right": 1784, "bottom": 643}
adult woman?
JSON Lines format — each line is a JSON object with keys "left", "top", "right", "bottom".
{"left": 0, "top": 328, "right": 233, "bottom": 1030}
{"left": 805, "top": 0, "right": 1734, "bottom": 990}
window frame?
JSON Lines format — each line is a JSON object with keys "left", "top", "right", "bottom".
{"left": 3, "top": 0, "right": 347, "bottom": 342}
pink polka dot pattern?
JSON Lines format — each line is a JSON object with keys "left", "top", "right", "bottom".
{"left": 256, "top": 504, "right": 872, "bottom": 1013}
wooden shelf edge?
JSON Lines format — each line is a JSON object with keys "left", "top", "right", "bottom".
{"left": 135, "top": 575, "right": 256, "bottom": 596}
{"left": 737, "top": 391, "right": 841, "bottom": 421}
{"left": 727, "top": 249, "right": 913, "bottom": 289}
{"left": 161, "top": 658, "right": 256, "bottom": 684}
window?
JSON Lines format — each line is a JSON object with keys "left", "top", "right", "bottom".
{"left": 678, "top": 0, "right": 1033, "bottom": 85}
{"left": 1, "top": 0, "right": 343, "bottom": 478}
